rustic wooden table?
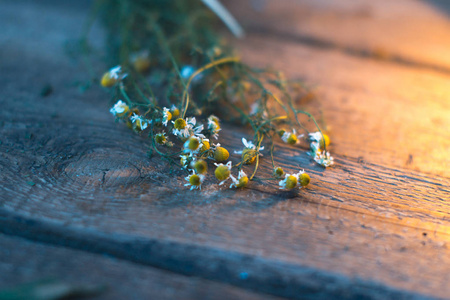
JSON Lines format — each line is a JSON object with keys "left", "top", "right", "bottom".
{"left": 1, "top": 0, "right": 449, "bottom": 299}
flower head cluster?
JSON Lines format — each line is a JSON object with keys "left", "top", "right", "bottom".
{"left": 279, "top": 170, "right": 310, "bottom": 190}
{"left": 308, "top": 131, "right": 333, "bottom": 167}
{"left": 101, "top": 66, "right": 127, "bottom": 87}
{"left": 280, "top": 129, "right": 304, "bottom": 145}
{"left": 234, "top": 138, "right": 264, "bottom": 165}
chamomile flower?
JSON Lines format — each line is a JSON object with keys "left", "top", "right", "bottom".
{"left": 162, "top": 107, "right": 172, "bottom": 126}
{"left": 191, "top": 159, "right": 208, "bottom": 174}
{"left": 297, "top": 170, "right": 310, "bottom": 187}
{"left": 234, "top": 138, "right": 264, "bottom": 164}
{"left": 184, "top": 170, "right": 205, "bottom": 190}
{"left": 172, "top": 117, "right": 205, "bottom": 139}
{"left": 207, "top": 115, "right": 221, "bottom": 139}
{"left": 130, "top": 50, "right": 151, "bottom": 73}
{"left": 279, "top": 173, "right": 298, "bottom": 190}
{"left": 130, "top": 114, "right": 149, "bottom": 131}
{"left": 314, "top": 151, "right": 334, "bottom": 167}
{"left": 230, "top": 170, "right": 249, "bottom": 189}
{"left": 199, "top": 139, "right": 210, "bottom": 153}
{"left": 273, "top": 167, "right": 285, "bottom": 179}
{"left": 101, "top": 66, "right": 127, "bottom": 87}
{"left": 309, "top": 131, "right": 330, "bottom": 149}
{"left": 170, "top": 105, "right": 180, "bottom": 118}
{"left": 281, "top": 129, "right": 304, "bottom": 145}
{"left": 214, "top": 161, "right": 232, "bottom": 185}
{"left": 109, "top": 100, "right": 129, "bottom": 118}
{"left": 155, "top": 132, "right": 168, "bottom": 145}
{"left": 183, "top": 136, "right": 202, "bottom": 154}
{"left": 180, "top": 155, "right": 192, "bottom": 169}
{"left": 212, "top": 143, "right": 229, "bottom": 162}
{"left": 309, "top": 141, "right": 321, "bottom": 156}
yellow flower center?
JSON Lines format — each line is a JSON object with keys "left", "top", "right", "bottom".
{"left": 273, "top": 167, "right": 284, "bottom": 178}
{"left": 155, "top": 134, "right": 166, "bottom": 145}
{"left": 189, "top": 174, "right": 201, "bottom": 186}
{"left": 242, "top": 148, "right": 256, "bottom": 165}
{"left": 187, "top": 137, "right": 200, "bottom": 150}
{"left": 299, "top": 173, "right": 310, "bottom": 187}
{"left": 237, "top": 176, "right": 249, "bottom": 188}
{"left": 171, "top": 108, "right": 180, "bottom": 118}
{"left": 285, "top": 175, "right": 297, "bottom": 189}
{"left": 287, "top": 134, "right": 297, "bottom": 145}
{"left": 133, "top": 56, "right": 151, "bottom": 73}
{"left": 215, "top": 165, "right": 230, "bottom": 181}
{"left": 213, "top": 147, "right": 229, "bottom": 162}
{"left": 200, "top": 140, "right": 210, "bottom": 152}
{"left": 165, "top": 111, "right": 172, "bottom": 122}
{"left": 193, "top": 160, "right": 208, "bottom": 174}
{"left": 319, "top": 134, "right": 330, "bottom": 149}
{"left": 174, "top": 118, "right": 186, "bottom": 129}
{"left": 100, "top": 72, "right": 117, "bottom": 87}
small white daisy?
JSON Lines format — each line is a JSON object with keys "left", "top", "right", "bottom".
{"left": 162, "top": 107, "right": 172, "bottom": 126}
{"left": 130, "top": 114, "right": 149, "bottom": 131}
{"left": 281, "top": 129, "right": 304, "bottom": 145}
{"left": 109, "top": 100, "right": 129, "bottom": 117}
{"left": 207, "top": 115, "right": 221, "bottom": 139}
{"left": 230, "top": 170, "right": 249, "bottom": 189}
{"left": 214, "top": 161, "right": 232, "bottom": 185}
{"left": 183, "top": 136, "right": 202, "bottom": 154}
{"left": 234, "top": 138, "right": 264, "bottom": 154}
{"left": 314, "top": 151, "right": 334, "bottom": 167}
{"left": 279, "top": 173, "right": 298, "bottom": 190}
{"left": 184, "top": 170, "right": 205, "bottom": 190}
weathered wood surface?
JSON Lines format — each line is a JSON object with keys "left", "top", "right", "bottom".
{"left": 229, "top": 0, "right": 450, "bottom": 72}
{"left": 1, "top": 0, "right": 450, "bottom": 299}
{"left": 0, "top": 234, "right": 279, "bottom": 300}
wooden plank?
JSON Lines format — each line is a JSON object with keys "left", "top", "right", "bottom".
{"left": 0, "top": 234, "right": 280, "bottom": 300}
{"left": 233, "top": 34, "right": 450, "bottom": 177}
{"left": 1, "top": 0, "right": 450, "bottom": 299}
{"left": 227, "top": 0, "right": 450, "bottom": 72}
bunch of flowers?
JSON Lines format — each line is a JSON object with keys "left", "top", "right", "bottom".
{"left": 92, "top": 0, "right": 334, "bottom": 192}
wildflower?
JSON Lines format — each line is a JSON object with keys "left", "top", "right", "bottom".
{"left": 101, "top": 66, "right": 127, "bottom": 87}
{"left": 130, "top": 50, "right": 151, "bottom": 73}
{"left": 191, "top": 159, "right": 208, "bottom": 174}
{"left": 162, "top": 107, "right": 172, "bottom": 126}
{"left": 314, "top": 151, "right": 334, "bottom": 167}
{"left": 214, "top": 161, "right": 232, "bottom": 185}
{"left": 281, "top": 129, "right": 304, "bottom": 145}
{"left": 234, "top": 138, "right": 264, "bottom": 165}
{"left": 279, "top": 173, "right": 298, "bottom": 189}
{"left": 298, "top": 171, "right": 310, "bottom": 187}
{"left": 230, "top": 170, "right": 249, "bottom": 189}
{"left": 155, "top": 132, "right": 167, "bottom": 145}
{"left": 109, "top": 100, "right": 129, "bottom": 118}
{"left": 309, "top": 131, "right": 330, "bottom": 149}
{"left": 170, "top": 105, "right": 180, "bottom": 118}
{"left": 273, "top": 167, "right": 285, "bottom": 179}
{"left": 172, "top": 117, "right": 204, "bottom": 139}
{"left": 199, "top": 139, "right": 210, "bottom": 153}
{"left": 180, "top": 155, "right": 191, "bottom": 169}
{"left": 183, "top": 136, "right": 202, "bottom": 154}
{"left": 207, "top": 115, "right": 221, "bottom": 139}
{"left": 309, "top": 141, "right": 321, "bottom": 156}
{"left": 130, "top": 114, "right": 149, "bottom": 131}
{"left": 213, "top": 144, "right": 229, "bottom": 162}
{"left": 184, "top": 170, "right": 204, "bottom": 190}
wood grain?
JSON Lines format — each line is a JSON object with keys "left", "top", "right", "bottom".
{"left": 0, "top": 234, "right": 280, "bottom": 300}
{"left": 1, "top": 0, "right": 450, "bottom": 299}
{"left": 227, "top": 0, "right": 450, "bottom": 72}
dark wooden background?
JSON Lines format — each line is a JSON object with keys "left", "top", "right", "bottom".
{"left": 1, "top": 0, "right": 449, "bottom": 299}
